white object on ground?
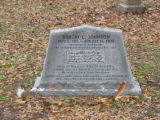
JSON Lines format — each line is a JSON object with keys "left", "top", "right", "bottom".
{"left": 17, "top": 87, "right": 25, "bottom": 98}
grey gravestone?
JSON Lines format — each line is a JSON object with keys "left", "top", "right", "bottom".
{"left": 118, "top": 0, "right": 146, "bottom": 13}
{"left": 31, "top": 25, "right": 141, "bottom": 96}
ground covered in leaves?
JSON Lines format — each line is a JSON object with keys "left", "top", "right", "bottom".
{"left": 0, "top": 0, "right": 160, "bottom": 119}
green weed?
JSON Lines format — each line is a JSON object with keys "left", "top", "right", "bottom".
{"left": 0, "top": 27, "right": 2, "bottom": 34}
{"left": 0, "top": 36, "right": 8, "bottom": 41}
{"left": 9, "top": 51, "right": 15, "bottom": 55}
{"left": 119, "top": 116, "right": 125, "bottom": 120}
{"left": 5, "top": 55, "right": 10, "bottom": 60}
{"left": 23, "top": 95, "right": 32, "bottom": 100}
{"left": 112, "top": 101, "right": 122, "bottom": 108}
{"left": 0, "top": 95, "right": 8, "bottom": 101}
{"left": 0, "top": 46, "right": 3, "bottom": 51}
{"left": 0, "top": 77, "right": 8, "bottom": 81}
{"left": 0, "top": 73, "right": 3, "bottom": 76}
{"left": 0, "top": 84, "right": 6, "bottom": 90}
{"left": 24, "top": 28, "right": 37, "bottom": 33}
{"left": 7, "top": 64, "right": 14, "bottom": 67}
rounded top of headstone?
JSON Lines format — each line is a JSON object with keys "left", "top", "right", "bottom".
{"left": 50, "top": 25, "right": 122, "bottom": 34}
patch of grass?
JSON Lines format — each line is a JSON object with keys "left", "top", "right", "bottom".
{"left": 136, "top": 43, "right": 148, "bottom": 49}
{"left": 144, "top": 1, "right": 153, "bottom": 8}
{"left": 135, "top": 62, "right": 153, "bottom": 76}
{"left": 16, "top": 69, "right": 20, "bottom": 73}
{"left": 0, "top": 84, "right": 6, "bottom": 90}
{"left": 0, "top": 73, "right": 4, "bottom": 76}
{"left": 0, "top": 36, "right": 8, "bottom": 41}
{"left": 5, "top": 55, "right": 10, "bottom": 60}
{"left": 0, "top": 77, "right": 8, "bottom": 82}
{"left": 0, "top": 46, "right": 3, "bottom": 51}
{"left": 137, "top": 76, "right": 145, "bottom": 83}
{"left": 81, "top": 105, "right": 87, "bottom": 109}
{"left": 145, "top": 110, "right": 156, "bottom": 118}
{"left": 9, "top": 51, "right": 15, "bottom": 55}
{"left": 0, "top": 27, "right": 2, "bottom": 34}
{"left": 26, "top": 55, "right": 37, "bottom": 63}
{"left": 23, "top": 95, "right": 32, "bottom": 100}
{"left": 9, "top": 101, "right": 14, "bottom": 106}
{"left": 99, "top": 119, "right": 104, "bottom": 120}
{"left": 0, "top": 95, "right": 8, "bottom": 101}
{"left": 119, "top": 116, "right": 125, "bottom": 120}
{"left": 158, "top": 92, "right": 160, "bottom": 101}
{"left": 98, "top": 107, "right": 105, "bottom": 112}
{"left": 112, "top": 101, "right": 122, "bottom": 108}
{"left": 24, "top": 28, "right": 37, "bottom": 33}
{"left": 17, "top": 22, "right": 25, "bottom": 26}
{"left": 134, "top": 52, "right": 141, "bottom": 56}
{"left": 124, "top": 102, "right": 130, "bottom": 107}
{"left": 23, "top": 79, "right": 35, "bottom": 86}
{"left": 136, "top": 95, "right": 145, "bottom": 102}
{"left": 37, "top": 67, "right": 42, "bottom": 73}
{"left": 153, "top": 61, "right": 159, "bottom": 65}
{"left": 7, "top": 63, "right": 14, "bottom": 67}
{"left": 148, "top": 51, "right": 159, "bottom": 56}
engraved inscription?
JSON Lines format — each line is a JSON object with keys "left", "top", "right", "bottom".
{"left": 67, "top": 50, "right": 105, "bottom": 63}
{"left": 48, "top": 65, "right": 128, "bottom": 81}
{"left": 43, "top": 26, "right": 132, "bottom": 84}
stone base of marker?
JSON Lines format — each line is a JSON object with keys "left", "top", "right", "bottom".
{"left": 31, "top": 77, "right": 141, "bottom": 96}
{"left": 118, "top": 3, "right": 146, "bottom": 14}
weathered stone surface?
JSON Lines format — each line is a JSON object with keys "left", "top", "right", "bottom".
{"left": 118, "top": 0, "right": 146, "bottom": 14}
{"left": 124, "top": 0, "right": 141, "bottom": 5}
{"left": 31, "top": 25, "right": 141, "bottom": 96}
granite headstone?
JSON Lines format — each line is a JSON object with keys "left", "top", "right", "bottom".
{"left": 118, "top": 0, "right": 146, "bottom": 13}
{"left": 31, "top": 25, "right": 141, "bottom": 96}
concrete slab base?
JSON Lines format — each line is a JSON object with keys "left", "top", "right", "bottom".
{"left": 118, "top": 3, "right": 146, "bottom": 14}
{"left": 31, "top": 77, "right": 141, "bottom": 97}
